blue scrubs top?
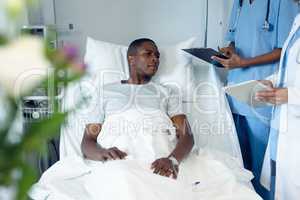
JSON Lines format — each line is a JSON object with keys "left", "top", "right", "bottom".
{"left": 225, "top": 0, "right": 298, "bottom": 118}
{"left": 270, "top": 27, "right": 300, "bottom": 161}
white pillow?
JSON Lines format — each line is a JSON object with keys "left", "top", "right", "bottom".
{"left": 84, "top": 37, "right": 129, "bottom": 85}
{"left": 152, "top": 37, "right": 198, "bottom": 100}
{"left": 84, "top": 37, "right": 199, "bottom": 99}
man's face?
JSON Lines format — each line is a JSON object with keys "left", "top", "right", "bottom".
{"left": 130, "top": 42, "right": 160, "bottom": 78}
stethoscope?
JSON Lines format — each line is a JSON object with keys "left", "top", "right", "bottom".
{"left": 229, "top": 0, "right": 272, "bottom": 33}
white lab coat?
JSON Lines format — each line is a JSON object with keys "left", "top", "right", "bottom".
{"left": 260, "top": 14, "right": 300, "bottom": 200}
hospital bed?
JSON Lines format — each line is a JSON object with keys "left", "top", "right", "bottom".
{"left": 59, "top": 36, "right": 243, "bottom": 168}
{"left": 35, "top": 36, "right": 259, "bottom": 200}
{"left": 32, "top": 0, "right": 261, "bottom": 195}
{"left": 54, "top": 0, "right": 240, "bottom": 164}
{"left": 28, "top": 0, "right": 264, "bottom": 196}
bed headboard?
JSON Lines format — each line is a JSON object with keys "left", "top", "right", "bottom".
{"left": 53, "top": 0, "right": 233, "bottom": 57}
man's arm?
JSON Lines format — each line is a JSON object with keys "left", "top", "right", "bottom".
{"left": 81, "top": 123, "right": 102, "bottom": 160}
{"left": 168, "top": 114, "right": 194, "bottom": 163}
{"left": 81, "top": 123, "right": 127, "bottom": 161}
{"left": 151, "top": 114, "right": 194, "bottom": 179}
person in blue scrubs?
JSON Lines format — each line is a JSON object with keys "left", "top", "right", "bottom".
{"left": 212, "top": 0, "right": 298, "bottom": 199}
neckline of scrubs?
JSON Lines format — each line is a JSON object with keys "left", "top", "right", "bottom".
{"left": 244, "top": 0, "right": 256, "bottom": 7}
{"left": 249, "top": 0, "right": 255, "bottom": 6}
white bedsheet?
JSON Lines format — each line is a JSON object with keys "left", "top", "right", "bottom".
{"left": 30, "top": 109, "right": 261, "bottom": 200}
{"left": 60, "top": 62, "right": 243, "bottom": 164}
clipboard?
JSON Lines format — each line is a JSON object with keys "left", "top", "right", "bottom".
{"left": 224, "top": 80, "right": 273, "bottom": 107}
{"left": 182, "top": 48, "right": 228, "bottom": 68}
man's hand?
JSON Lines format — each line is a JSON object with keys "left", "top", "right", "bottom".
{"left": 151, "top": 158, "right": 179, "bottom": 179}
{"left": 255, "top": 80, "right": 288, "bottom": 105}
{"left": 96, "top": 147, "right": 127, "bottom": 161}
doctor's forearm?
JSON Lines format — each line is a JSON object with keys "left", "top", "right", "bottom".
{"left": 240, "top": 48, "right": 282, "bottom": 67}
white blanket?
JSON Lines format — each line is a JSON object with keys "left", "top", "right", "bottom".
{"left": 30, "top": 109, "right": 261, "bottom": 200}
{"left": 60, "top": 63, "right": 243, "bottom": 164}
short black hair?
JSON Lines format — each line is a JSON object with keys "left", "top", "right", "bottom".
{"left": 127, "top": 38, "right": 156, "bottom": 58}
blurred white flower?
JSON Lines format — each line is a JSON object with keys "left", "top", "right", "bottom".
{"left": 0, "top": 36, "right": 50, "bottom": 97}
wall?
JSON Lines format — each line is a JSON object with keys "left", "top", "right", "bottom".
{"left": 0, "top": 0, "right": 7, "bottom": 32}
{"left": 207, "top": 0, "right": 234, "bottom": 84}
{"left": 207, "top": 0, "right": 233, "bottom": 49}
{"left": 0, "top": 0, "right": 29, "bottom": 34}
{"left": 53, "top": 0, "right": 208, "bottom": 57}
{"left": 24, "top": 0, "right": 234, "bottom": 58}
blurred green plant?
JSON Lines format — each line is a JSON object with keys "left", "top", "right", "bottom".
{"left": 0, "top": 34, "right": 8, "bottom": 45}
{"left": 0, "top": 0, "right": 86, "bottom": 199}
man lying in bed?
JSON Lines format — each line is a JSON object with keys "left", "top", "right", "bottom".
{"left": 29, "top": 39, "right": 261, "bottom": 200}
{"left": 81, "top": 38, "right": 194, "bottom": 179}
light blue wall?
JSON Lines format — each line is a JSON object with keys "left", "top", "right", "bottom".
{"left": 0, "top": 0, "right": 233, "bottom": 83}
{"left": 0, "top": 0, "right": 6, "bottom": 32}
{"left": 0, "top": 0, "right": 234, "bottom": 84}
{"left": 49, "top": 0, "right": 232, "bottom": 56}
{"left": 0, "top": 0, "right": 29, "bottom": 34}
{"left": 207, "top": 0, "right": 233, "bottom": 49}
{"left": 53, "top": 0, "right": 207, "bottom": 56}
{"left": 1, "top": 0, "right": 234, "bottom": 51}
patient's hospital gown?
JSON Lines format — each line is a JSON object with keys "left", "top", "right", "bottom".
{"left": 86, "top": 81, "right": 184, "bottom": 124}
{"left": 29, "top": 82, "right": 261, "bottom": 200}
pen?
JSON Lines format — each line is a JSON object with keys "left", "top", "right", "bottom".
{"left": 194, "top": 181, "right": 200, "bottom": 185}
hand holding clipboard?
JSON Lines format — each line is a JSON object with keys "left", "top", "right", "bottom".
{"left": 182, "top": 48, "right": 229, "bottom": 68}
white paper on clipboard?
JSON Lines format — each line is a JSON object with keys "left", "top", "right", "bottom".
{"left": 224, "top": 80, "right": 273, "bottom": 107}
